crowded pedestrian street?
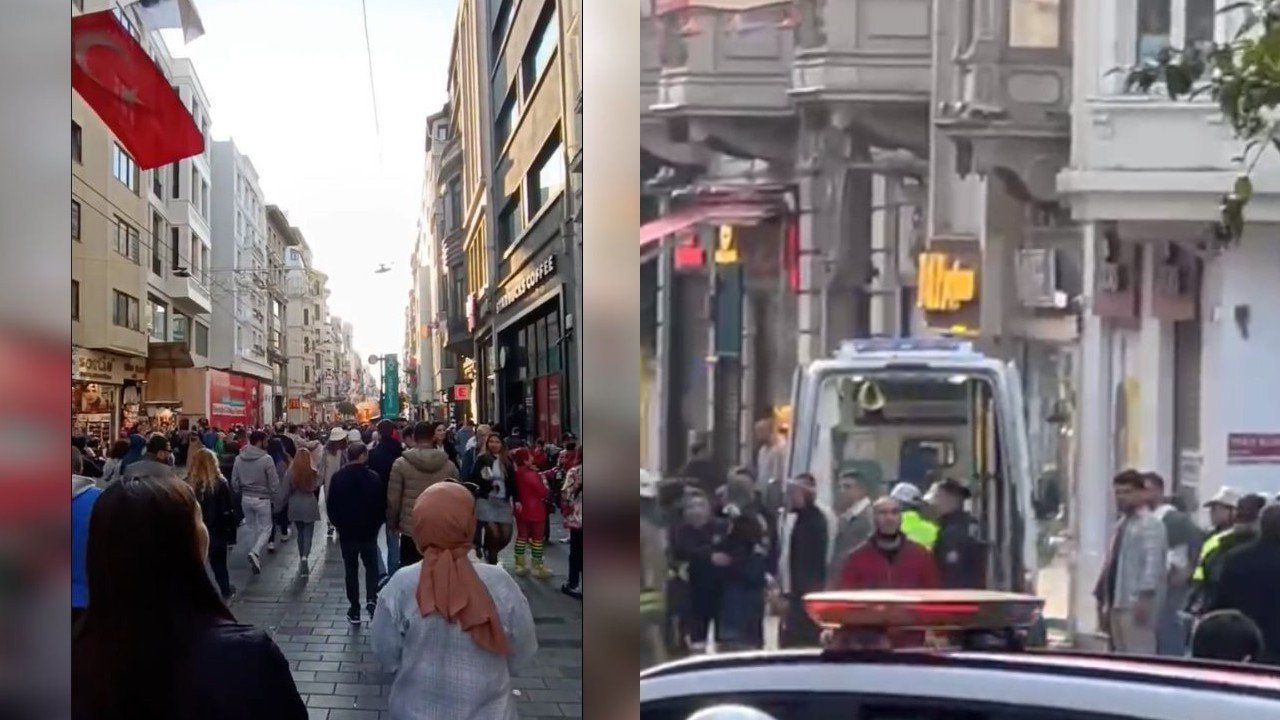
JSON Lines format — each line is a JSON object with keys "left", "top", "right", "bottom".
{"left": 223, "top": 513, "right": 582, "bottom": 720}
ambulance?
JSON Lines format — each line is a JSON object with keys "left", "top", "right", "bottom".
{"left": 786, "top": 338, "right": 1038, "bottom": 595}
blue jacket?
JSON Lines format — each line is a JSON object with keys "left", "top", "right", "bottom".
{"left": 326, "top": 463, "right": 386, "bottom": 543}
{"left": 72, "top": 475, "right": 102, "bottom": 609}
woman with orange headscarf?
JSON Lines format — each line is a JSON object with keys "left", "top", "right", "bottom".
{"left": 371, "top": 482, "right": 537, "bottom": 719}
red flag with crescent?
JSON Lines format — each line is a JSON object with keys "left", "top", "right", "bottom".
{"left": 71, "top": 10, "right": 203, "bottom": 170}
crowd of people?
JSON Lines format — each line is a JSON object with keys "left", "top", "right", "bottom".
{"left": 643, "top": 418, "right": 1280, "bottom": 666}
{"left": 69, "top": 415, "right": 584, "bottom": 719}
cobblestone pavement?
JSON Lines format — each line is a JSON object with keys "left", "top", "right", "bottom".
{"left": 224, "top": 512, "right": 583, "bottom": 720}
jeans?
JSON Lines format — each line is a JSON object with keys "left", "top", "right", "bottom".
{"left": 567, "top": 528, "right": 583, "bottom": 588}
{"left": 208, "top": 540, "right": 232, "bottom": 596}
{"left": 340, "top": 539, "right": 381, "bottom": 608}
{"left": 399, "top": 534, "right": 423, "bottom": 567}
{"left": 295, "top": 521, "right": 316, "bottom": 559}
{"left": 242, "top": 496, "right": 273, "bottom": 558}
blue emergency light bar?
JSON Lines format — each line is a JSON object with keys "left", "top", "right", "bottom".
{"left": 838, "top": 338, "right": 975, "bottom": 356}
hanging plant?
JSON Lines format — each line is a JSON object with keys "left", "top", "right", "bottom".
{"left": 1120, "top": 1, "right": 1280, "bottom": 240}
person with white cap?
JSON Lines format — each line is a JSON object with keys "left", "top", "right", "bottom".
{"left": 890, "top": 481, "right": 938, "bottom": 550}
{"left": 317, "top": 427, "right": 349, "bottom": 540}
{"left": 1204, "top": 487, "right": 1239, "bottom": 535}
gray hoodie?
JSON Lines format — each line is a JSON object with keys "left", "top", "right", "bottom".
{"left": 231, "top": 444, "right": 281, "bottom": 501}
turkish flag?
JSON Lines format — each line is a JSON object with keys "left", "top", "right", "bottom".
{"left": 72, "top": 10, "right": 203, "bottom": 170}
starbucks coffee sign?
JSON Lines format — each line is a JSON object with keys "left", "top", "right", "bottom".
{"left": 496, "top": 255, "right": 556, "bottom": 313}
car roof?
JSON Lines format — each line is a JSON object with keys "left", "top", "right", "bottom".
{"left": 642, "top": 650, "right": 1280, "bottom": 718}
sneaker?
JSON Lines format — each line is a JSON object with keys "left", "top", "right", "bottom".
{"left": 513, "top": 561, "right": 529, "bottom": 577}
{"left": 533, "top": 565, "right": 552, "bottom": 580}
{"left": 347, "top": 606, "right": 361, "bottom": 625}
{"left": 560, "top": 583, "right": 581, "bottom": 599}
{"left": 366, "top": 601, "right": 376, "bottom": 618}
{"left": 299, "top": 559, "right": 309, "bottom": 575}
{"left": 248, "top": 552, "right": 261, "bottom": 574}
{"left": 267, "top": 542, "right": 276, "bottom": 553}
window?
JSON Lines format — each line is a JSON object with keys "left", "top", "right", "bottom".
{"left": 491, "top": 0, "right": 513, "bottom": 64}
{"left": 112, "top": 290, "right": 140, "bottom": 331}
{"left": 527, "top": 133, "right": 565, "bottom": 218}
{"left": 151, "top": 213, "right": 165, "bottom": 276}
{"left": 171, "top": 162, "right": 180, "bottom": 199}
{"left": 447, "top": 179, "right": 463, "bottom": 231}
{"left": 114, "top": 217, "right": 140, "bottom": 263}
{"left": 72, "top": 280, "right": 80, "bottom": 320}
{"left": 522, "top": 6, "right": 559, "bottom": 95}
{"left": 304, "top": 308, "right": 310, "bottom": 325}
{"left": 112, "top": 143, "right": 139, "bottom": 193}
{"left": 194, "top": 322, "right": 209, "bottom": 355}
{"left": 171, "top": 227, "right": 181, "bottom": 271}
{"left": 148, "top": 296, "right": 168, "bottom": 341}
{"left": 1008, "top": 0, "right": 1060, "bottom": 48}
{"left": 1137, "top": 0, "right": 1214, "bottom": 63}
{"left": 173, "top": 313, "right": 190, "bottom": 345}
{"left": 304, "top": 366, "right": 312, "bottom": 384}
{"left": 497, "top": 193, "right": 523, "bottom": 252}
{"left": 72, "top": 200, "right": 81, "bottom": 240}
{"left": 72, "top": 122, "right": 82, "bottom": 164}
{"left": 494, "top": 89, "right": 518, "bottom": 152}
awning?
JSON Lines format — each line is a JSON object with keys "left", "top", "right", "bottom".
{"left": 640, "top": 202, "right": 778, "bottom": 250}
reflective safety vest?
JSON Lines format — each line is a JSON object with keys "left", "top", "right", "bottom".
{"left": 902, "top": 510, "right": 939, "bottom": 550}
{"left": 1192, "top": 529, "right": 1231, "bottom": 582}
{"left": 640, "top": 589, "right": 665, "bottom": 617}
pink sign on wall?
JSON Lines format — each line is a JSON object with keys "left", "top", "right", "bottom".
{"left": 1227, "top": 433, "right": 1280, "bottom": 465}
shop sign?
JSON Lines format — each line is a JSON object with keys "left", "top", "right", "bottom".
{"left": 1227, "top": 433, "right": 1280, "bottom": 465}
{"left": 453, "top": 384, "right": 470, "bottom": 401}
{"left": 714, "top": 225, "right": 739, "bottom": 265}
{"left": 73, "top": 347, "right": 146, "bottom": 384}
{"left": 287, "top": 397, "right": 301, "bottom": 410}
{"left": 496, "top": 255, "right": 556, "bottom": 313}
{"left": 918, "top": 237, "right": 981, "bottom": 334}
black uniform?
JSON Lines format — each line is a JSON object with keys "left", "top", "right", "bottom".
{"left": 934, "top": 509, "right": 986, "bottom": 589}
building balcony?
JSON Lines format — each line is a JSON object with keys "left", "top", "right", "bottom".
{"left": 933, "top": 0, "right": 1070, "bottom": 200}
{"left": 164, "top": 271, "right": 213, "bottom": 316}
{"left": 1058, "top": 97, "right": 1280, "bottom": 222}
{"left": 649, "top": 4, "right": 795, "bottom": 118}
{"left": 165, "top": 198, "right": 211, "bottom": 241}
{"left": 442, "top": 315, "right": 471, "bottom": 355}
{"left": 789, "top": 0, "right": 932, "bottom": 105}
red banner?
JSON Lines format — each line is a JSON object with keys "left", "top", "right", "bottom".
{"left": 208, "top": 370, "right": 261, "bottom": 430}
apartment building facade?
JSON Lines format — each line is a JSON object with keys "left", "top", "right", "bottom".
{"left": 265, "top": 205, "right": 290, "bottom": 423}
{"left": 448, "top": 0, "right": 577, "bottom": 437}
{"left": 282, "top": 227, "right": 329, "bottom": 423}
{"left": 208, "top": 140, "right": 272, "bottom": 428}
{"left": 73, "top": 0, "right": 214, "bottom": 440}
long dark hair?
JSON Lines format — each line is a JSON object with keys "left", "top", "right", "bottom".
{"left": 73, "top": 477, "right": 233, "bottom": 718}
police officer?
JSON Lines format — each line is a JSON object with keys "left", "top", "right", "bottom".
{"left": 889, "top": 482, "right": 938, "bottom": 550}
{"left": 928, "top": 478, "right": 986, "bottom": 589}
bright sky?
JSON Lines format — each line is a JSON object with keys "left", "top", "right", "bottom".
{"left": 163, "top": 0, "right": 456, "bottom": 360}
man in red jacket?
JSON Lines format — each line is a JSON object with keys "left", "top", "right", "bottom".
{"left": 838, "top": 496, "right": 940, "bottom": 590}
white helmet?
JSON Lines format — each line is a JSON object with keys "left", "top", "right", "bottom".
{"left": 640, "top": 468, "right": 660, "bottom": 499}
{"left": 686, "top": 705, "right": 779, "bottom": 720}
